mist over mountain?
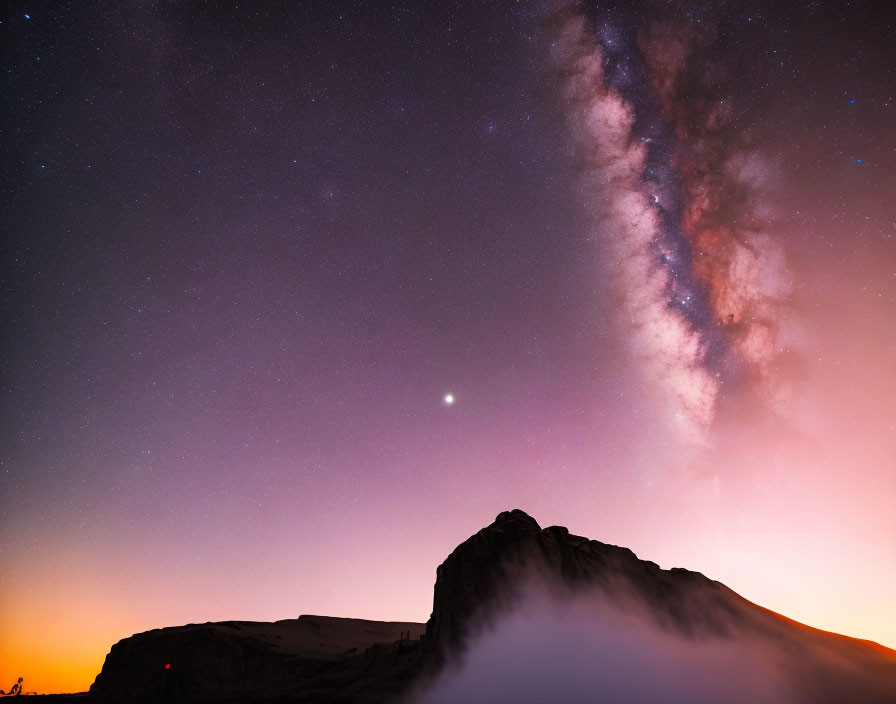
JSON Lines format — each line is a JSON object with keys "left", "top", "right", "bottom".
{"left": 412, "top": 510, "right": 896, "bottom": 704}
{"left": 79, "top": 510, "right": 896, "bottom": 703}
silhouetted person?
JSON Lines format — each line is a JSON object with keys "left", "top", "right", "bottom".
{"left": 2, "top": 677, "right": 24, "bottom": 695}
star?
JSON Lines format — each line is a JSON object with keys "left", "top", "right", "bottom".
{"left": 443, "top": 393, "right": 454, "bottom": 405}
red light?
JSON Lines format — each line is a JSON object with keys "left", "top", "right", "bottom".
{"left": 165, "top": 663, "right": 171, "bottom": 670}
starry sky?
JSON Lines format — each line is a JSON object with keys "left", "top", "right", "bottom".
{"left": 2, "top": 0, "right": 895, "bottom": 694}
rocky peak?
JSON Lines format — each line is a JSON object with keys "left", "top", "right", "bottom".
{"left": 421, "top": 508, "right": 719, "bottom": 658}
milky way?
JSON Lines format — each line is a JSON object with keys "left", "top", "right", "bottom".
{"left": 550, "top": 2, "right": 794, "bottom": 454}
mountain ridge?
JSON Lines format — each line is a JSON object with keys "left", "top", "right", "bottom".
{"left": 82, "top": 509, "right": 896, "bottom": 703}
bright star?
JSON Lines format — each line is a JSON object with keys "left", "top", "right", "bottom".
{"left": 443, "top": 393, "right": 454, "bottom": 405}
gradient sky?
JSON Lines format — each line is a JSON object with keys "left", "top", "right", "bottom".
{"left": 2, "top": 0, "right": 895, "bottom": 694}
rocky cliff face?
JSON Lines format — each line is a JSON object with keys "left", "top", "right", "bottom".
{"left": 421, "top": 508, "right": 735, "bottom": 658}
{"left": 419, "top": 510, "right": 896, "bottom": 703}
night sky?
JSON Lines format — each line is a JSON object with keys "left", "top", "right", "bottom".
{"left": 2, "top": 0, "right": 895, "bottom": 693}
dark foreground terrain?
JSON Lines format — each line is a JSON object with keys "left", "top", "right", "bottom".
{"left": 48, "top": 510, "right": 896, "bottom": 702}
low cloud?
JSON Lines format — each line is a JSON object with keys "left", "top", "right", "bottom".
{"left": 411, "top": 577, "right": 789, "bottom": 704}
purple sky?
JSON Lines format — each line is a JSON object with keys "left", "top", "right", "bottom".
{"left": 2, "top": 0, "right": 895, "bottom": 693}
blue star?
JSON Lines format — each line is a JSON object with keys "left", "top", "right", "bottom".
{"left": 848, "top": 99, "right": 855, "bottom": 104}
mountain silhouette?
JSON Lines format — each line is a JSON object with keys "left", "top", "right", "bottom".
{"left": 79, "top": 509, "right": 896, "bottom": 703}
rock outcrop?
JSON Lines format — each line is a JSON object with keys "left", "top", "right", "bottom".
{"left": 420, "top": 509, "right": 896, "bottom": 702}
{"left": 421, "top": 508, "right": 738, "bottom": 657}
{"left": 89, "top": 616, "right": 425, "bottom": 703}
